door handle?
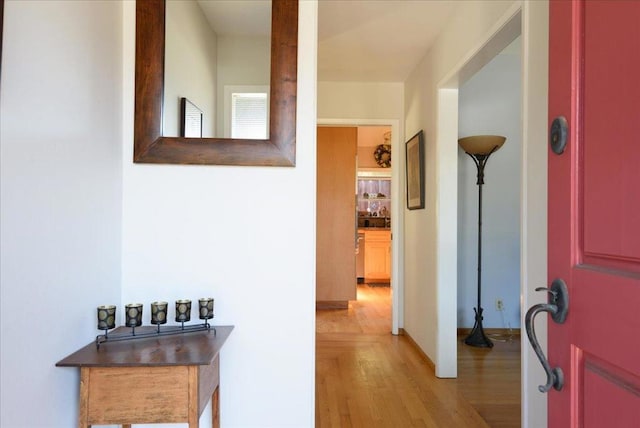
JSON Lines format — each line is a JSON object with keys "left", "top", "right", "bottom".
{"left": 525, "top": 278, "right": 569, "bottom": 392}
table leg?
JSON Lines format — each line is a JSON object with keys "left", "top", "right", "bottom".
{"left": 122, "top": 425, "right": 131, "bottom": 428}
{"left": 188, "top": 366, "right": 199, "bottom": 427}
{"left": 79, "top": 368, "right": 90, "bottom": 428}
{"left": 212, "top": 386, "right": 220, "bottom": 428}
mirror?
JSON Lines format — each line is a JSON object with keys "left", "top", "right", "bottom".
{"left": 134, "top": 0, "right": 298, "bottom": 166}
{"left": 164, "top": 1, "right": 271, "bottom": 139}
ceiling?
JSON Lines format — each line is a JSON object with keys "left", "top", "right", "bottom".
{"left": 196, "top": 0, "right": 457, "bottom": 82}
{"left": 319, "top": 0, "right": 457, "bottom": 82}
{"left": 197, "top": 1, "right": 272, "bottom": 37}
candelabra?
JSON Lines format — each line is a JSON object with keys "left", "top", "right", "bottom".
{"left": 95, "top": 298, "right": 216, "bottom": 348}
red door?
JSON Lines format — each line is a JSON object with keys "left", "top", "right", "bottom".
{"left": 548, "top": 0, "right": 640, "bottom": 426}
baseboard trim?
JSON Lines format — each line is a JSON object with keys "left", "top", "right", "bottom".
{"left": 457, "top": 327, "right": 521, "bottom": 337}
{"left": 316, "top": 301, "right": 349, "bottom": 309}
{"left": 398, "top": 328, "right": 435, "bottom": 371}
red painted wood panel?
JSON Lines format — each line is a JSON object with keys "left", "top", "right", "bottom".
{"left": 548, "top": 1, "right": 575, "bottom": 426}
{"left": 548, "top": 1, "right": 640, "bottom": 426}
{"left": 583, "top": 358, "right": 640, "bottom": 428}
{"left": 582, "top": 1, "right": 640, "bottom": 270}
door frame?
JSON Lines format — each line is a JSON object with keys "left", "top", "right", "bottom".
{"left": 317, "top": 118, "right": 403, "bottom": 335}
{"left": 436, "top": 2, "right": 549, "bottom": 426}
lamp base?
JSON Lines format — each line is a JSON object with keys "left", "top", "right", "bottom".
{"left": 464, "top": 307, "right": 494, "bottom": 348}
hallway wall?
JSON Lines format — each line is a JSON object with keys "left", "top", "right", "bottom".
{"left": 120, "top": 2, "right": 318, "bottom": 427}
{"left": 318, "top": 82, "right": 404, "bottom": 123}
{"left": 0, "top": 1, "right": 123, "bottom": 425}
{"left": 403, "top": 0, "right": 519, "bottom": 378}
{"left": 164, "top": 0, "right": 218, "bottom": 137}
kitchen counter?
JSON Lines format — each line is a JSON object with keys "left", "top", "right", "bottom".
{"left": 360, "top": 229, "right": 391, "bottom": 281}
{"left": 357, "top": 215, "right": 389, "bottom": 228}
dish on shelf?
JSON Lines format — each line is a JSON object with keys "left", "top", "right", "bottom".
{"left": 362, "top": 192, "right": 386, "bottom": 199}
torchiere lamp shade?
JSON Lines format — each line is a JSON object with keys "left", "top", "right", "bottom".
{"left": 458, "top": 135, "right": 506, "bottom": 155}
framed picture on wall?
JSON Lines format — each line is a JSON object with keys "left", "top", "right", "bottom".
{"left": 180, "top": 97, "right": 203, "bottom": 138}
{"left": 405, "top": 130, "right": 425, "bottom": 210}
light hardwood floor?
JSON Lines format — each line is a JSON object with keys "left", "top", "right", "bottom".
{"left": 316, "top": 284, "right": 521, "bottom": 427}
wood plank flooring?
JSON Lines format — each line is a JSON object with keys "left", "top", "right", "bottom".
{"left": 316, "top": 284, "right": 521, "bottom": 427}
{"left": 456, "top": 332, "right": 521, "bottom": 427}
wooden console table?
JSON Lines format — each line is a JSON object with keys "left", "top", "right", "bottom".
{"left": 57, "top": 325, "right": 233, "bottom": 428}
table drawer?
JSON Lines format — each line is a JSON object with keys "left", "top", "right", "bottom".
{"left": 86, "top": 366, "right": 190, "bottom": 425}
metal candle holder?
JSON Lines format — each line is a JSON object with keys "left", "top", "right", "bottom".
{"left": 96, "top": 298, "right": 216, "bottom": 348}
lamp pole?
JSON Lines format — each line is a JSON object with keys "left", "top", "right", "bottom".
{"left": 463, "top": 145, "right": 500, "bottom": 348}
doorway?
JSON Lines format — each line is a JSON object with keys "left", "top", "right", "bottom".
{"left": 316, "top": 119, "right": 403, "bottom": 335}
{"left": 436, "top": 3, "right": 549, "bottom": 426}
{"left": 455, "top": 35, "right": 523, "bottom": 426}
{"left": 457, "top": 37, "right": 522, "bottom": 342}
{"left": 356, "top": 126, "right": 392, "bottom": 288}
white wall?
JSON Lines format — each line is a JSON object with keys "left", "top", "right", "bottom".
{"left": 0, "top": 1, "right": 123, "bottom": 426}
{"left": 403, "top": 0, "right": 519, "bottom": 378}
{"left": 318, "top": 82, "right": 403, "bottom": 122}
{"left": 357, "top": 125, "right": 391, "bottom": 169}
{"left": 520, "top": 2, "right": 549, "bottom": 427}
{"left": 121, "top": 2, "right": 317, "bottom": 427}
{"left": 164, "top": 0, "right": 218, "bottom": 137}
{"left": 457, "top": 44, "right": 522, "bottom": 329}
{"left": 216, "top": 35, "right": 270, "bottom": 136}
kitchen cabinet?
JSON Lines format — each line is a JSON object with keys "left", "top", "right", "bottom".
{"left": 363, "top": 230, "right": 391, "bottom": 281}
{"left": 357, "top": 177, "right": 391, "bottom": 220}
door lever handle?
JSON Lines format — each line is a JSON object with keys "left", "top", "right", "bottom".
{"left": 525, "top": 278, "right": 569, "bottom": 392}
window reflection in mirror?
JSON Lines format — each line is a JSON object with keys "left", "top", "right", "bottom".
{"left": 164, "top": 0, "right": 271, "bottom": 139}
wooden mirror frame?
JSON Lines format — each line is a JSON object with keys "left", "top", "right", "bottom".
{"left": 134, "top": 0, "right": 298, "bottom": 166}
{"left": 1, "top": 0, "right": 4, "bottom": 80}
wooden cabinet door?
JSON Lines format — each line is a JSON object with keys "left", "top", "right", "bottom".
{"left": 547, "top": 1, "right": 640, "bottom": 425}
{"left": 316, "top": 127, "right": 357, "bottom": 303}
{"left": 364, "top": 231, "right": 391, "bottom": 281}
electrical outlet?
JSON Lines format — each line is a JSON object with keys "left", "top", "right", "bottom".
{"left": 495, "top": 298, "right": 504, "bottom": 311}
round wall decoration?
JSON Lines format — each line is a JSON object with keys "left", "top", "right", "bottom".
{"left": 374, "top": 144, "right": 392, "bottom": 168}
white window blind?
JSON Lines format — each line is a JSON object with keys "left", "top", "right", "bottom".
{"left": 231, "top": 93, "right": 268, "bottom": 139}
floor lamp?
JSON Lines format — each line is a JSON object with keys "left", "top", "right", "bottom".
{"left": 458, "top": 135, "right": 506, "bottom": 348}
